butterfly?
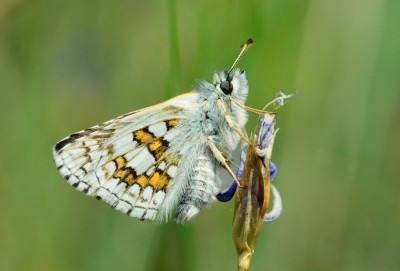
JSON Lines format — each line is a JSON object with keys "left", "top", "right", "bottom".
{"left": 52, "top": 39, "right": 264, "bottom": 223}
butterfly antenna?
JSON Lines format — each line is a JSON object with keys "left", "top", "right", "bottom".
{"left": 227, "top": 38, "right": 254, "bottom": 77}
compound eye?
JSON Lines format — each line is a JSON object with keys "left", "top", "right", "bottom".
{"left": 220, "top": 80, "right": 233, "bottom": 94}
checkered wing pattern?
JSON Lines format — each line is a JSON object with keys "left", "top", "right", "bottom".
{"left": 53, "top": 93, "right": 197, "bottom": 221}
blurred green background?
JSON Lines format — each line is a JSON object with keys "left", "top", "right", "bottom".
{"left": 1, "top": 0, "right": 399, "bottom": 270}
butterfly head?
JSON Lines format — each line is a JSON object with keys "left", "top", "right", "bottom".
{"left": 213, "top": 68, "right": 248, "bottom": 103}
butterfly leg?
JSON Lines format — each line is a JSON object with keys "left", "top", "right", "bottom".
{"left": 217, "top": 99, "right": 249, "bottom": 144}
{"left": 207, "top": 137, "right": 243, "bottom": 188}
{"left": 230, "top": 97, "right": 275, "bottom": 115}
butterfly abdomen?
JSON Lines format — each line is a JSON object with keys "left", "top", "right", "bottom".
{"left": 175, "top": 150, "right": 218, "bottom": 223}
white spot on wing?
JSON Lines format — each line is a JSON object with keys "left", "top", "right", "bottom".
{"left": 104, "top": 161, "right": 117, "bottom": 177}
{"left": 62, "top": 155, "right": 86, "bottom": 167}
{"left": 59, "top": 166, "right": 70, "bottom": 177}
{"left": 113, "top": 133, "right": 137, "bottom": 157}
{"left": 148, "top": 122, "right": 168, "bottom": 137}
{"left": 124, "top": 147, "right": 144, "bottom": 162}
{"left": 95, "top": 187, "right": 118, "bottom": 205}
{"left": 115, "top": 201, "right": 132, "bottom": 213}
{"left": 77, "top": 182, "right": 89, "bottom": 192}
{"left": 104, "top": 178, "right": 119, "bottom": 191}
{"left": 63, "top": 148, "right": 85, "bottom": 158}
{"left": 130, "top": 207, "right": 145, "bottom": 218}
{"left": 150, "top": 191, "right": 165, "bottom": 209}
{"left": 121, "top": 183, "right": 141, "bottom": 204}
{"left": 128, "top": 184, "right": 141, "bottom": 199}
{"left": 158, "top": 161, "right": 166, "bottom": 171}
{"left": 163, "top": 128, "right": 180, "bottom": 142}
{"left": 114, "top": 182, "right": 127, "bottom": 197}
{"left": 146, "top": 166, "right": 155, "bottom": 176}
{"left": 85, "top": 173, "right": 99, "bottom": 189}
{"left": 144, "top": 209, "right": 157, "bottom": 220}
{"left": 126, "top": 148, "right": 155, "bottom": 175}
{"left": 136, "top": 186, "right": 154, "bottom": 208}
{"left": 167, "top": 165, "right": 177, "bottom": 178}
{"left": 67, "top": 175, "right": 79, "bottom": 185}
{"left": 83, "top": 139, "right": 100, "bottom": 147}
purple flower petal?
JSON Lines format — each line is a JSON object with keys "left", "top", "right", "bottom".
{"left": 270, "top": 162, "right": 277, "bottom": 181}
{"left": 216, "top": 181, "right": 238, "bottom": 202}
{"left": 258, "top": 114, "right": 276, "bottom": 150}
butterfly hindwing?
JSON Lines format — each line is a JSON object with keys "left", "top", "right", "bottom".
{"left": 53, "top": 93, "right": 198, "bottom": 220}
